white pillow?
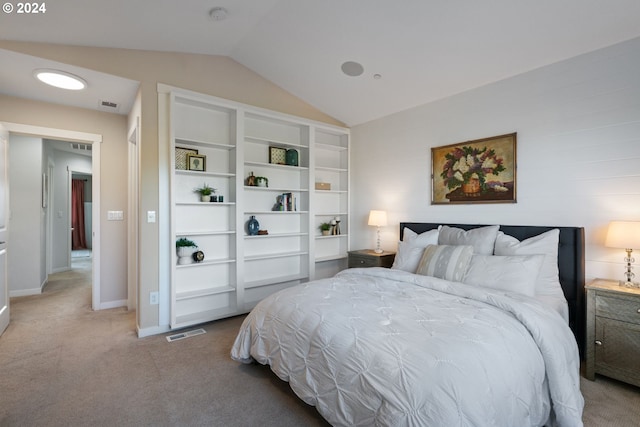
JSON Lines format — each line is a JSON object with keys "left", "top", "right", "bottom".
{"left": 463, "top": 254, "right": 544, "bottom": 296}
{"left": 391, "top": 228, "right": 439, "bottom": 273}
{"left": 438, "top": 225, "right": 500, "bottom": 255}
{"left": 416, "top": 244, "right": 474, "bottom": 282}
{"left": 493, "top": 229, "right": 564, "bottom": 299}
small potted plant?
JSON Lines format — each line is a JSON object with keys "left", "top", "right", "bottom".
{"left": 194, "top": 183, "right": 216, "bottom": 202}
{"left": 176, "top": 237, "right": 197, "bottom": 264}
{"left": 319, "top": 222, "right": 332, "bottom": 236}
{"left": 255, "top": 176, "right": 268, "bottom": 187}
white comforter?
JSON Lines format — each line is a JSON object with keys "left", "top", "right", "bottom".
{"left": 231, "top": 268, "right": 584, "bottom": 427}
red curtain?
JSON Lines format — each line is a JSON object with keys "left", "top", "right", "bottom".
{"left": 71, "top": 179, "right": 87, "bottom": 250}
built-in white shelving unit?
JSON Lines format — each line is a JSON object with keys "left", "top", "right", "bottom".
{"left": 162, "top": 86, "right": 349, "bottom": 329}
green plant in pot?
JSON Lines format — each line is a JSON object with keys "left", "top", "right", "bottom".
{"left": 255, "top": 176, "right": 268, "bottom": 187}
{"left": 319, "top": 222, "right": 332, "bottom": 236}
{"left": 176, "top": 237, "right": 198, "bottom": 264}
{"left": 194, "top": 183, "right": 216, "bottom": 202}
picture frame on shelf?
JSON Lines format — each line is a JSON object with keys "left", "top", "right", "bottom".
{"left": 175, "top": 146, "right": 198, "bottom": 170}
{"left": 187, "top": 153, "right": 206, "bottom": 171}
{"left": 431, "top": 133, "right": 516, "bottom": 205}
{"left": 269, "top": 146, "right": 286, "bottom": 165}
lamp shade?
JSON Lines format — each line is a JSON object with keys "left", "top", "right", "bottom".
{"left": 605, "top": 221, "right": 640, "bottom": 249}
{"left": 368, "top": 210, "right": 387, "bottom": 227}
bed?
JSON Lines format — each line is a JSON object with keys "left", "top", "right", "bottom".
{"left": 231, "top": 223, "right": 585, "bottom": 426}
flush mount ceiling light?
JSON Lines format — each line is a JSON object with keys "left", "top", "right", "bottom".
{"left": 34, "top": 69, "right": 87, "bottom": 90}
{"left": 209, "top": 7, "right": 228, "bottom": 21}
{"left": 341, "top": 61, "right": 364, "bottom": 77}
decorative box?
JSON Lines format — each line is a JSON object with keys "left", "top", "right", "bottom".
{"left": 315, "top": 182, "right": 331, "bottom": 190}
{"left": 269, "top": 146, "right": 286, "bottom": 165}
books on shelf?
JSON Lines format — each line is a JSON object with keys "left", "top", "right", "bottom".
{"left": 274, "top": 192, "right": 297, "bottom": 211}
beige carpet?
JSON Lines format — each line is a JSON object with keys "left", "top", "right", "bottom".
{"left": 1, "top": 261, "right": 638, "bottom": 426}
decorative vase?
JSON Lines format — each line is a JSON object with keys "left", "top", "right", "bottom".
{"left": 461, "top": 178, "right": 480, "bottom": 195}
{"left": 177, "top": 246, "right": 196, "bottom": 265}
{"left": 201, "top": 195, "right": 211, "bottom": 202}
{"left": 286, "top": 149, "right": 299, "bottom": 166}
{"left": 247, "top": 215, "right": 259, "bottom": 236}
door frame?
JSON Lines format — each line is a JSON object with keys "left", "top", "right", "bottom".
{"left": 127, "top": 119, "right": 139, "bottom": 312}
{"left": 0, "top": 123, "right": 9, "bottom": 336}
{"left": 1, "top": 122, "right": 102, "bottom": 311}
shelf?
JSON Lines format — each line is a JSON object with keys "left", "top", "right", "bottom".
{"left": 176, "top": 169, "right": 235, "bottom": 178}
{"left": 315, "top": 254, "right": 348, "bottom": 262}
{"left": 176, "top": 258, "right": 236, "bottom": 268}
{"left": 245, "top": 160, "right": 309, "bottom": 171}
{"left": 315, "top": 189, "right": 347, "bottom": 194}
{"left": 316, "top": 234, "right": 348, "bottom": 239}
{"left": 176, "top": 286, "right": 236, "bottom": 301}
{"left": 245, "top": 186, "right": 309, "bottom": 192}
{"left": 316, "top": 142, "right": 348, "bottom": 152}
{"left": 245, "top": 274, "right": 309, "bottom": 290}
{"left": 315, "top": 212, "right": 348, "bottom": 217}
{"left": 176, "top": 202, "right": 236, "bottom": 206}
{"left": 244, "top": 210, "right": 308, "bottom": 215}
{"left": 246, "top": 135, "right": 308, "bottom": 150}
{"left": 175, "top": 138, "right": 236, "bottom": 151}
{"left": 245, "top": 251, "right": 309, "bottom": 262}
{"left": 315, "top": 165, "right": 347, "bottom": 173}
{"left": 166, "top": 85, "right": 349, "bottom": 330}
{"left": 174, "top": 305, "right": 240, "bottom": 328}
{"left": 176, "top": 230, "right": 236, "bottom": 236}
{"left": 245, "top": 232, "right": 308, "bottom": 239}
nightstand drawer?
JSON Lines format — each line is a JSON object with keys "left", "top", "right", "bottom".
{"left": 348, "top": 250, "right": 395, "bottom": 268}
{"left": 596, "top": 295, "right": 640, "bottom": 324}
{"left": 349, "top": 255, "right": 380, "bottom": 268}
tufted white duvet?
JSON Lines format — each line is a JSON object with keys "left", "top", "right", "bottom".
{"left": 231, "top": 267, "right": 584, "bottom": 426}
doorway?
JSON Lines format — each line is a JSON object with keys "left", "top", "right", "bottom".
{"left": 2, "top": 122, "right": 102, "bottom": 311}
{"left": 71, "top": 171, "right": 93, "bottom": 270}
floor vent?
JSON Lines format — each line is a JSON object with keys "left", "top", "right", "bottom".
{"left": 166, "top": 328, "right": 206, "bottom": 342}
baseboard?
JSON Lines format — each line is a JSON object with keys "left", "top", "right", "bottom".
{"left": 137, "top": 324, "right": 171, "bottom": 338}
{"left": 98, "top": 299, "right": 128, "bottom": 310}
{"left": 10, "top": 288, "right": 43, "bottom": 297}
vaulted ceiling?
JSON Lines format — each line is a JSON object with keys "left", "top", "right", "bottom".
{"left": 2, "top": 0, "right": 640, "bottom": 126}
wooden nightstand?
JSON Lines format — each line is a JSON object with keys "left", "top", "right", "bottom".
{"left": 585, "top": 278, "right": 640, "bottom": 387}
{"left": 348, "top": 250, "right": 395, "bottom": 268}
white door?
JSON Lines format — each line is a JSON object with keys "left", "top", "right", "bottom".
{"left": 0, "top": 124, "right": 9, "bottom": 336}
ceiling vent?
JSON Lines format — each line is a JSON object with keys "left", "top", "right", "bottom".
{"left": 98, "top": 99, "right": 119, "bottom": 112}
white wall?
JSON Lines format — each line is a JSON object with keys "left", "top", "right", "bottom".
{"left": 8, "top": 135, "right": 45, "bottom": 295}
{"left": 351, "top": 36, "right": 640, "bottom": 283}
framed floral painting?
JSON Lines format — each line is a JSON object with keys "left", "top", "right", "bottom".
{"left": 431, "top": 133, "right": 516, "bottom": 204}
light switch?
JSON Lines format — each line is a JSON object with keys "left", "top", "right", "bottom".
{"left": 147, "top": 211, "right": 156, "bottom": 223}
{"left": 107, "top": 210, "right": 124, "bottom": 221}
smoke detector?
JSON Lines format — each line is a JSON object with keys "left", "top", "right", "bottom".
{"left": 209, "top": 7, "right": 228, "bottom": 21}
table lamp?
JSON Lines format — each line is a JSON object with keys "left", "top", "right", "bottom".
{"left": 368, "top": 210, "right": 388, "bottom": 254}
{"left": 605, "top": 221, "right": 640, "bottom": 287}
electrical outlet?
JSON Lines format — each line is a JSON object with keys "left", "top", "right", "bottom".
{"left": 149, "top": 291, "right": 159, "bottom": 305}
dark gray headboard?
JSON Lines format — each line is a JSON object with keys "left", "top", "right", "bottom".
{"left": 400, "top": 222, "right": 586, "bottom": 357}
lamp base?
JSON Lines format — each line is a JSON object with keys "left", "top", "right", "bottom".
{"left": 373, "top": 248, "right": 383, "bottom": 254}
{"left": 619, "top": 280, "right": 640, "bottom": 288}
